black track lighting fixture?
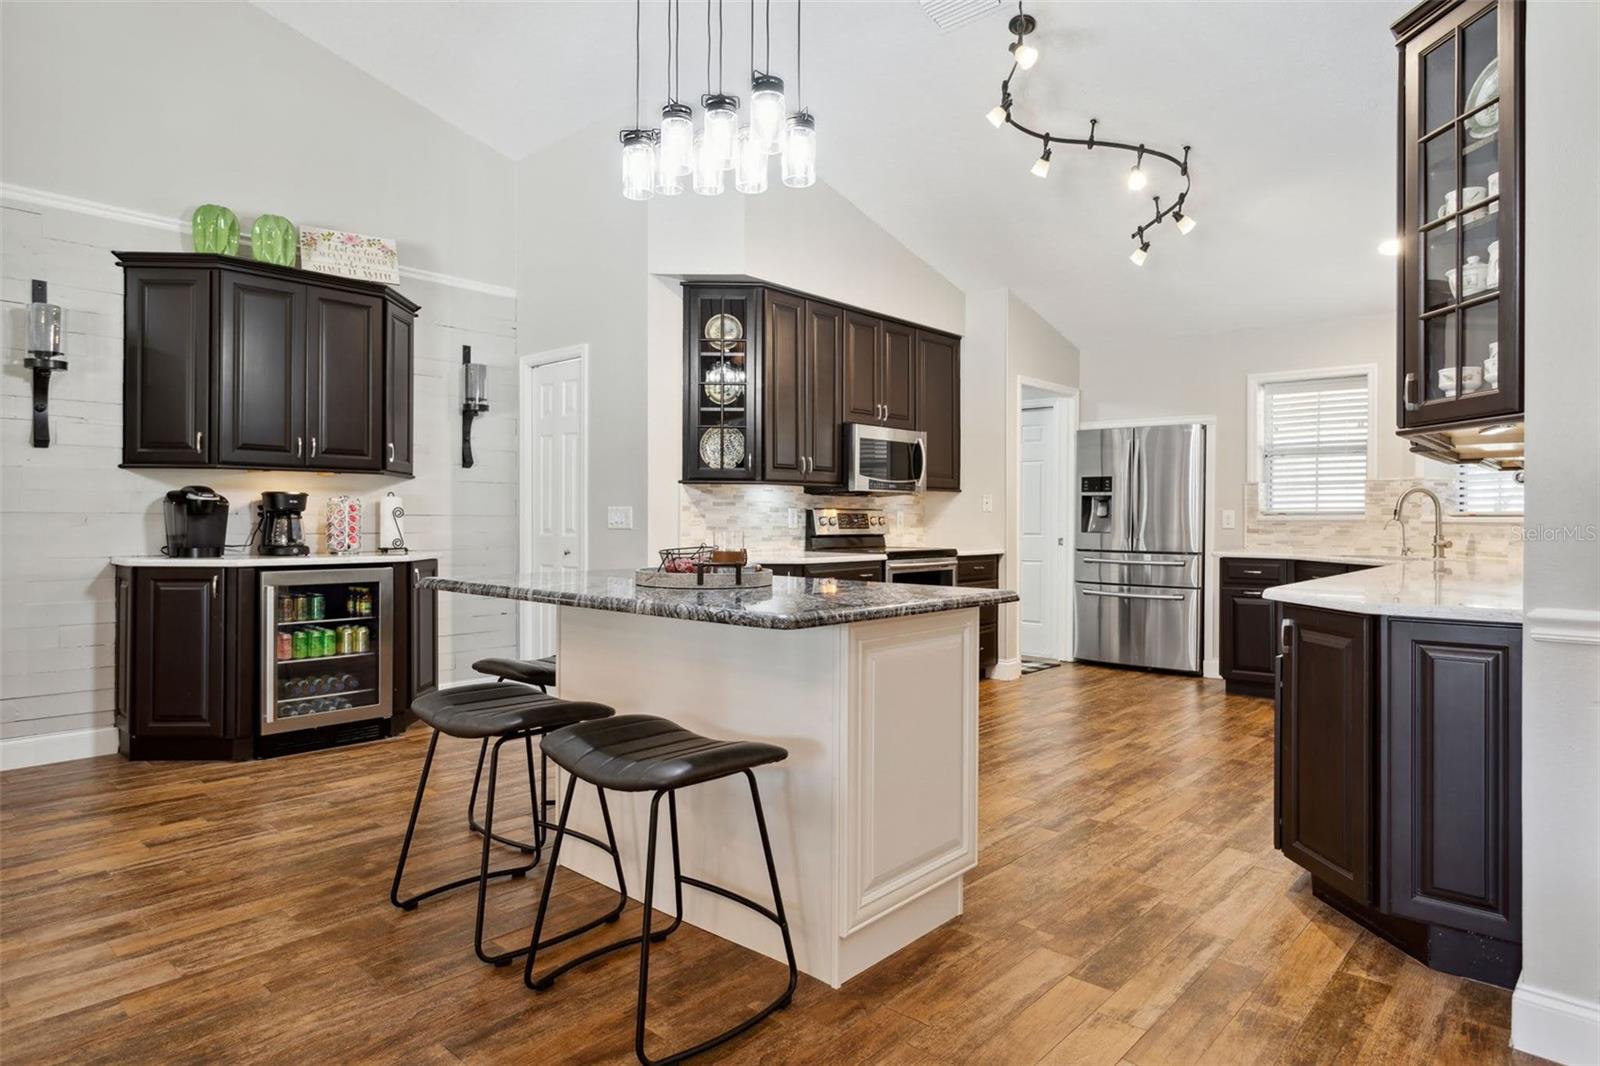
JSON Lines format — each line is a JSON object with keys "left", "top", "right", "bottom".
{"left": 987, "top": 2, "right": 1198, "bottom": 264}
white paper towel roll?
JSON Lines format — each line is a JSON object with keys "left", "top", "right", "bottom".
{"left": 377, "top": 491, "right": 407, "bottom": 553}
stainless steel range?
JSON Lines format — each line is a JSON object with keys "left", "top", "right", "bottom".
{"left": 806, "top": 507, "right": 957, "bottom": 585}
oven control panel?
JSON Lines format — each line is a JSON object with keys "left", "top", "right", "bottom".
{"left": 809, "top": 507, "right": 887, "bottom": 534}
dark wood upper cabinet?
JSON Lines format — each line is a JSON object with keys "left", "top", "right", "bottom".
{"left": 385, "top": 302, "right": 416, "bottom": 475}
{"left": 217, "top": 269, "right": 306, "bottom": 467}
{"left": 131, "top": 568, "right": 226, "bottom": 740}
{"left": 842, "top": 311, "right": 881, "bottom": 424}
{"left": 1383, "top": 619, "right": 1520, "bottom": 940}
{"left": 804, "top": 301, "right": 844, "bottom": 483}
{"left": 916, "top": 329, "right": 960, "bottom": 490}
{"left": 116, "top": 252, "right": 419, "bottom": 476}
{"left": 306, "top": 286, "right": 383, "bottom": 471}
{"left": 122, "top": 267, "right": 212, "bottom": 466}
{"left": 1394, "top": 0, "right": 1523, "bottom": 433}
{"left": 881, "top": 321, "right": 917, "bottom": 430}
{"left": 1276, "top": 604, "right": 1375, "bottom": 905}
{"left": 763, "top": 289, "right": 807, "bottom": 483}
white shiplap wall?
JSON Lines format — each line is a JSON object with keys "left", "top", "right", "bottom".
{"left": 0, "top": 196, "right": 521, "bottom": 764}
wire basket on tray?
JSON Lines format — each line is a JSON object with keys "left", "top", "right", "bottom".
{"left": 636, "top": 545, "right": 772, "bottom": 589}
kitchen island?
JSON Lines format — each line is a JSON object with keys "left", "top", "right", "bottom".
{"left": 423, "top": 570, "right": 1017, "bottom": 988}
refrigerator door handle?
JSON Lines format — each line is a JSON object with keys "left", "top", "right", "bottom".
{"left": 1079, "top": 588, "right": 1187, "bottom": 601}
{"left": 1080, "top": 557, "right": 1189, "bottom": 567}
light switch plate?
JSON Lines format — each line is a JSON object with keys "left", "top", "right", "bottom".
{"left": 607, "top": 506, "right": 634, "bottom": 530}
{"left": 981, "top": 494, "right": 993, "bottom": 513}
{"left": 1221, "top": 509, "right": 1236, "bottom": 530}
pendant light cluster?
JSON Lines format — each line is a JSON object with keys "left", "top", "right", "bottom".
{"left": 622, "top": 0, "right": 815, "bottom": 202}
{"left": 986, "top": 2, "right": 1197, "bottom": 266}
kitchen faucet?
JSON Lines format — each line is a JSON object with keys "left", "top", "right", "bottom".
{"left": 1392, "top": 486, "right": 1452, "bottom": 559}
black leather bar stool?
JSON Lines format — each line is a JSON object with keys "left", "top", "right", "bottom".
{"left": 524, "top": 715, "right": 798, "bottom": 1066}
{"left": 389, "top": 681, "right": 628, "bottom": 966}
{"left": 466, "top": 656, "right": 559, "bottom": 850}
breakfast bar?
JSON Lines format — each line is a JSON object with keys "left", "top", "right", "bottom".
{"left": 423, "top": 571, "right": 1017, "bottom": 988}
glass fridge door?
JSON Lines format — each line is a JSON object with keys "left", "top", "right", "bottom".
{"left": 260, "top": 567, "right": 394, "bottom": 735}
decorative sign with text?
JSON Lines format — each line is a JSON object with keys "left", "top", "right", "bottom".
{"left": 298, "top": 228, "right": 400, "bottom": 284}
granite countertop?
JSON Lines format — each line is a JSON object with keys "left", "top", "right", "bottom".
{"left": 1212, "top": 548, "right": 1410, "bottom": 565}
{"left": 424, "top": 570, "right": 1018, "bottom": 630}
{"left": 111, "top": 551, "right": 438, "bottom": 568}
{"left": 752, "top": 547, "right": 1004, "bottom": 565}
{"left": 1262, "top": 558, "right": 1522, "bottom": 623}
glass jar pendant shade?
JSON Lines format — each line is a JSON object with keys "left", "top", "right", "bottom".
{"left": 692, "top": 131, "right": 725, "bottom": 195}
{"left": 750, "top": 74, "right": 786, "bottom": 155}
{"left": 656, "top": 161, "right": 685, "bottom": 196}
{"left": 621, "top": 130, "right": 657, "bottom": 201}
{"left": 659, "top": 102, "right": 695, "bottom": 176}
{"left": 702, "top": 94, "right": 740, "bottom": 172}
{"left": 782, "top": 112, "right": 817, "bottom": 189}
{"left": 736, "top": 125, "right": 768, "bottom": 194}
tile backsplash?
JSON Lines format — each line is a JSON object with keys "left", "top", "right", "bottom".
{"left": 1243, "top": 477, "right": 1523, "bottom": 559}
{"left": 679, "top": 485, "right": 925, "bottom": 552}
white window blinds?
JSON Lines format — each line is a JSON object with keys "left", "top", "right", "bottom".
{"left": 1260, "top": 375, "right": 1370, "bottom": 514}
{"left": 1452, "top": 465, "right": 1524, "bottom": 515}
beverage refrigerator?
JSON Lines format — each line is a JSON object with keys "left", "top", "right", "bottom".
{"left": 260, "top": 568, "right": 394, "bottom": 736}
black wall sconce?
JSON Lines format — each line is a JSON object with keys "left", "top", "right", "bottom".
{"left": 461, "top": 345, "right": 488, "bottom": 468}
{"left": 23, "top": 280, "right": 68, "bottom": 448}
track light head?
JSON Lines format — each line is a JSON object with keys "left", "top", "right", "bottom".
{"left": 1129, "top": 240, "right": 1150, "bottom": 267}
{"left": 1030, "top": 146, "right": 1052, "bottom": 178}
{"left": 986, "top": 104, "right": 1010, "bottom": 128}
{"left": 1174, "top": 211, "right": 1196, "bottom": 235}
{"left": 1009, "top": 39, "right": 1039, "bottom": 70}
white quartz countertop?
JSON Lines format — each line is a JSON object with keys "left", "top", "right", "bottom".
{"left": 110, "top": 552, "right": 438, "bottom": 568}
{"left": 1212, "top": 548, "right": 1410, "bottom": 565}
{"left": 956, "top": 548, "right": 1004, "bottom": 558}
{"left": 1262, "top": 558, "right": 1523, "bottom": 623}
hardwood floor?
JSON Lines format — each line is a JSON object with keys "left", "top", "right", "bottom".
{"left": 1, "top": 665, "right": 1536, "bottom": 1064}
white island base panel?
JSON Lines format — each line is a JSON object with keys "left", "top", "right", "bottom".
{"left": 549, "top": 604, "right": 979, "bottom": 989}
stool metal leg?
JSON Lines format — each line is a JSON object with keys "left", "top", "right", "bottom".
{"left": 634, "top": 772, "right": 797, "bottom": 1066}
{"left": 390, "top": 730, "right": 539, "bottom": 914}
{"left": 468, "top": 735, "right": 541, "bottom": 854}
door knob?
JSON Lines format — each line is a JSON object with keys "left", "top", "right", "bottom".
{"left": 562, "top": 549, "right": 573, "bottom": 557}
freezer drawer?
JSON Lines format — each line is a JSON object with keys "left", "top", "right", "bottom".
{"left": 1073, "top": 582, "right": 1202, "bottom": 674}
{"left": 1074, "top": 551, "right": 1201, "bottom": 589}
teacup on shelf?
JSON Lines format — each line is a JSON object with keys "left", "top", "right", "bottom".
{"left": 1438, "top": 366, "right": 1458, "bottom": 399}
{"left": 1461, "top": 366, "right": 1484, "bottom": 393}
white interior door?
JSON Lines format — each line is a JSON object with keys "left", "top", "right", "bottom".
{"left": 520, "top": 354, "right": 584, "bottom": 660}
{"left": 1019, "top": 403, "right": 1060, "bottom": 659}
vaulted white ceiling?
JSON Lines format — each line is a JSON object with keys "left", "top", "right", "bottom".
{"left": 255, "top": 0, "right": 1406, "bottom": 352}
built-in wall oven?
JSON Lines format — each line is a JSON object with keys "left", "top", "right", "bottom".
{"left": 844, "top": 424, "right": 926, "bottom": 494}
{"left": 260, "top": 568, "right": 393, "bottom": 736}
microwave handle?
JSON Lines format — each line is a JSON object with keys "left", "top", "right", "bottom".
{"left": 911, "top": 438, "right": 926, "bottom": 484}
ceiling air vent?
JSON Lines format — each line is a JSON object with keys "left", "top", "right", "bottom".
{"left": 920, "top": 0, "right": 1005, "bottom": 33}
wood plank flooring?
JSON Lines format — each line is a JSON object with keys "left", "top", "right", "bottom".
{"left": 0, "top": 665, "right": 1539, "bottom": 1064}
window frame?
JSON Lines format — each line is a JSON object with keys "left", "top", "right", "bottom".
{"left": 1247, "top": 365, "right": 1378, "bottom": 519}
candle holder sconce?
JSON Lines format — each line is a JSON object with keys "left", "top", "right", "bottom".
{"left": 23, "top": 280, "right": 68, "bottom": 448}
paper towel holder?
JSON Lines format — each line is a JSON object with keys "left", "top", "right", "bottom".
{"left": 377, "top": 491, "right": 408, "bottom": 554}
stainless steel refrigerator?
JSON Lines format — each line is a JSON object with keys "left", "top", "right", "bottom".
{"left": 1073, "top": 424, "right": 1205, "bottom": 674}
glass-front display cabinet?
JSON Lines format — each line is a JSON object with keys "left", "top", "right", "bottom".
{"left": 682, "top": 286, "right": 762, "bottom": 481}
{"left": 1395, "top": 0, "right": 1523, "bottom": 430}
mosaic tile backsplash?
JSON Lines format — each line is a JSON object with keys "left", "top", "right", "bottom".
{"left": 679, "top": 485, "right": 926, "bottom": 552}
{"left": 1244, "top": 477, "right": 1523, "bottom": 560}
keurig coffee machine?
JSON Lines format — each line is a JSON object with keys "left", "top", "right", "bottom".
{"left": 256, "top": 492, "right": 311, "bottom": 556}
{"left": 163, "top": 486, "right": 230, "bottom": 558}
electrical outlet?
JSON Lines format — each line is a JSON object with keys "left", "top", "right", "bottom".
{"left": 606, "top": 506, "right": 633, "bottom": 530}
{"left": 1221, "top": 509, "right": 1236, "bottom": 530}
{"left": 896, "top": 512, "right": 905, "bottom": 529}
{"left": 981, "top": 494, "right": 994, "bottom": 513}
{"left": 788, "top": 508, "right": 802, "bottom": 529}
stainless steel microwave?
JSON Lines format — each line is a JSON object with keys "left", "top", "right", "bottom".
{"left": 844, "top": 424, "right": 926, "bottom": 494}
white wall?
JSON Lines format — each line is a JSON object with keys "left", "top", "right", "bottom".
{"left": 1079, "top": 311, "right": 1406, "bottom": 553}
{"left": 1513, "top": 1, "right": 1600, "bottom": 1061}
{"left": 0, "top": 0, "right": 521, "bottom": 766}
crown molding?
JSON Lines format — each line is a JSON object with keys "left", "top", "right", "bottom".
{"left": 1, "top": 183, "right": 517, "bottom": 301}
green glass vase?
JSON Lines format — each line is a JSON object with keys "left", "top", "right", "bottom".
{"left": 191, "top": 204, "right": 239, "bottom": 255}
{"left": 251, "top": 214, "right": 297, "bottom": 267}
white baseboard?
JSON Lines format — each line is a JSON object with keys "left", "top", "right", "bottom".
{"left": 0, "top": 727, "right": 120, "bottom": 771}
{"left": 990, "top": 657, "right": 1023, "bottom": 682}
{"left": 1203, "top": 656, "right": 1221, "bottom": 680}
{"left": 1513, "top": 982, "right": 1600, "bottom": 1065}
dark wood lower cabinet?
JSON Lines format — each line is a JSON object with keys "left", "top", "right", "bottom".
{"left": 1277, "top": 605, "right": 1374, "bottom": 905}
{"left": 1274, "top": 603, "right": 1523, "bottom": 988}
{"left": 958, "top": 555, "right": 1001, "bottom": 675}
{"left": 117, "top": 560, "right": 438, "bottom": 761}
{"left": 1220, "top": 585, "right": 1278, "bottom": 693}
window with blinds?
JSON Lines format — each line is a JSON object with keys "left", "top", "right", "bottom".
{"left": 1259, "top": 374, "right": 1370, "bottom": 515}
{"left": 1452, "top": 465, "right": 1524, "bottom": 515}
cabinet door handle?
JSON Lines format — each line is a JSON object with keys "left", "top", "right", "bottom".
{"left": 195, "top": 430, "right": 203, "bottom": 453}
{"left": 310, "top": 435, "right": 317, "bottom": 459}
{"left": 1242, "top": 568, "right": 1264, "bottom": 575}
{"left": 387, "top": 442, "right": 395, "bottom": 462}
{"left": 210, "top": 574, "right": 219, "bottom": 598}
{"left": 1403, "top": 372, "right": 1419, "bottom": 412}
{"left": 1280, "top": 617, "right": 1295, "bottom": 654}
{"left": 296, "top": 436, "right": 304, "bottom": 458}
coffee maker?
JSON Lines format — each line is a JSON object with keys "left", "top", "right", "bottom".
{"left": 163, "top": 486, "right": 230, "bottom": 558}
{"left": 256, "top": 492, "right": 311, "bottom": 556}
